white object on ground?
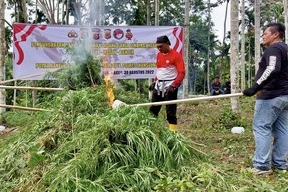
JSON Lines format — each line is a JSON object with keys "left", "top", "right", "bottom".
{"left": 0, "top": 125, "right": 6, "bottom": 131}
{"left": 231, "top": 126, "right": 245, "bottom": 134}
{"left": 112, "top": 99, "right": 127, "bottom": 109}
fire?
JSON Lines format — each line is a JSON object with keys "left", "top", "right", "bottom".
{"left": 104, "top": 73, "right": 115, "bottom": 106}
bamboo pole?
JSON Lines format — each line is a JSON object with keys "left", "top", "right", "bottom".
{"left": 13, "top": 80, "right": 17, "bottom": 105}
{"left": 0, "top": 72, "right": 46, "bottom": 84}
{"left": 25, "top": 80, "right": 28, "bottom": 107}
{"left": 129, "top": 93, "right": 243, "bottom": 107}
{"left": 32, "top": 80, "right": 36, "bottom": 108}
{"left": 0, "top": 104, "right": 50, "bottom": 112}
{"left": 0, "top": 85, "right": 65, "bottom": 91}
{"left": 0, "top": 68, "right": 63, "bottom": 85}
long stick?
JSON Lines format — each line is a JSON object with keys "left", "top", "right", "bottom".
{"left": 0, "top": 104, "right": 50, "bottom": 112}
{"left": 0, "top": 72, "right": 45, "bottom": 84}
{"left": 0, "top": 85, "right": 65, "bottom": 91}
{"left": 0, "top": 68, "right": 63, "bottom": 84}
{"left": 129, "top": 93, "right": 243, "bottom": 107}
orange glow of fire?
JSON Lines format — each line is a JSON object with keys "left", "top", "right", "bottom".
{"left": 104, "top": 73, "right": 115, "bottom": 106}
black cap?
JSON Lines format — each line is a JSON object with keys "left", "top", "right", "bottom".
{"left": 156, "top": 35, "right": 171, "bottom": 45}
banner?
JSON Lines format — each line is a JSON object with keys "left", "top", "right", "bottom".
{"left": 13, "top": 24, "right": 184, "bottom": 80}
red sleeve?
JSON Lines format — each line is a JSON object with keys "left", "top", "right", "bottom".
{"left": 172, "top": 52, "right": 185, "bottom": 87}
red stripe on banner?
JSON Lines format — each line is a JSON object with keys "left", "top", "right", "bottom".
{"left": 172, "top": 27, "right": 184, "bottom": 55}
{"left": 179, "top": 28, "right": 184, "bottom": 55}
{"left": 13, "top": 24, "right": 47, "bottom": 65}
{"left": 172, "top": 27, "right": 180, "bottom": 51}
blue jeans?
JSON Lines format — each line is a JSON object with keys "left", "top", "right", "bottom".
{"left": 253, "top": 95, "right": 288, "bottom": 170}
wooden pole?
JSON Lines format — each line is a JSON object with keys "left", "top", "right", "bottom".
{"left": 183, "top": 0, "right": 190, "bottom": 98}
{"left": 0, "top": 85, "right": 65, "bottom": 91}
{"left": 0, "top": 68, "right": 63, "bottom": 84}
{"left": 25, "top": 80, "right": 28, "bottom": 107}
{"left": 0, "top": 104, "right": 50, "bottom": 112}
{"left": 0, "top": 0, "right": 5, "bottom": 113}
{"left": 0, "top": 72, "right": 46, "bottom": 84}
{"left": 129, "top": 93, "right": 243, "bottom": 107}
{"left": 13, "top": 80, "right": 17, "bottom": 105}
{"left": 32, "top": 81, "right": 36, "bottom": 108}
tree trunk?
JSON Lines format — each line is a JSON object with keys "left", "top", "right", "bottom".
{"left": 37, "top": 0, "right": 57, "bottom": 24}
{"left": 183, "top": 0, "right": 190, "bottom": 98}
{"left": 146, "top": 0, "right": 151, "bottom": 25}
{"left": 284, "top": 0, "right": 288, "bottom": 44}
{"left": 147, "top": 0, "right": 152, "bottom": 99}
{"left": 240, "top": 0, "right": 245, "bottom": 90}
{"left": 19, "top": 0, "right": 28, "bottom": 22}
{"left": 254, "top": 0, "right": 260, "bottom": 73}
{"left": 206, "top": 0, "right": 211, "bottom": 95}
{"left": 0, "top": 0, "right": 6, "bottom": 113}
{"left": 230, "top": 0, "right": 240, "bottom": 113}
{"left": 223, "top": 0, "right": 229, "bottom": 43}
{"left": 57, "top": 0, "right": 60, "bottom": 23}
{"left": 66, "top": 0, "right": 70, "bottom": 24}
{"left": 155, "top": 0, "right": 159, "bottom": 26}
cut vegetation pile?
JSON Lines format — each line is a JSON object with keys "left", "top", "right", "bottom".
{"left": 1, "top": 88, "right": 288, "bottom": 191}
{"left": 0, "top": 86, "right": 221, "bottom": 192}
{"left": 1, "top": 48, "right": 287, "bottom": 191}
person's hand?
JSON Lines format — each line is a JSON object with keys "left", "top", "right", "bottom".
{"left": 149, "top": 82, "right": 155, "bottom": 91}
{"left": 167, "top": 85, "right": 177, "bottom": 93}
{"left": 243, "top": 84, "right": 260, "bottom": 96}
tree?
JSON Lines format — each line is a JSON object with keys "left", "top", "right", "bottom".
{"left": 283, "top": 0, "right": 288, "bottom": 44}
{"left": 222, "top": 0, "right": 229, "bottom": 44}
{"left": 254, "top": 0, "right": 260, "bottom": 73}
{"left": 146, "top": 0, "right": 151, "bottom": 25}
{"left": 105, "top": 0, "right": 184, "bottom": 26}
{"left": 240, "top": 0, "right": 245, "bottom": 90}
{"left": 206, "top": 0, "right": 211, "bottom": 94}
{"left": 6, "top": 0, "right": 29, "bottom": 22}
{"left": 183, "top": 0, "right": 190, "bottom": 98}
{"left": 19, "top": 0, "right": 28, "bottom": 22}
{"left": 37, "top": 0, "right": 58, "bottom": 24}
{"left": 230, "top": 0, "right": 240, "bottom": 113}
{"left": 0, "top": 0, "right": 5, "bottom": 113}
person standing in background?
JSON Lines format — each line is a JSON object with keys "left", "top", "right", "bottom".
{"left": 243, "top": 23, "right": 288, "bottom": 175}
{"left": 149, "top": 35, "right": 185, "bottom": 131}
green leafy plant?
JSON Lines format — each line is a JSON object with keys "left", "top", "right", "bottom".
{"left": 0, "top": 86, "right": 205, "bottom": 192}
{"left": 46, "top": 42, "right": 103, "bottom": 90}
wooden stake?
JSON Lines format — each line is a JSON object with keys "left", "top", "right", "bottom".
{"left": 0, "top": 68, "right": 63, "bottom": 84}
{"left": 0, "top": 85, "right": 65, "bottom": 91}
{"left": 0, "top": 72, "right": 45, "bottom": 84}
{"left": 0, "top": 104, "right": 50, "bottom": 112}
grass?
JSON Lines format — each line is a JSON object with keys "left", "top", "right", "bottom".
{"left": 1, "top": 91, "right": 288, "bottom": 191}
{"left": 177, "top": 97, "right": 288, "bottom": 191}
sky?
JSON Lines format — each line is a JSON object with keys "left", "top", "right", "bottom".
{"left": 211, "top": 0, "right": 231, "bottom": 42}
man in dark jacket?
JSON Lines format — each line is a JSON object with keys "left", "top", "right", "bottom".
{"left": 243, "top": 23, "right": 288, "bottom": 175}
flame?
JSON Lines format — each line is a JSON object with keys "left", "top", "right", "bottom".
{"left": 104, "top": 73, "right": 115, "bottom": 106}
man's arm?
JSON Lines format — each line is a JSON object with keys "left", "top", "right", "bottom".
{"left": 255, "top": 47, "right": 282, "bottom": 87}
{"left": 171, "top": 53, "right": 185, "bottom": 88}
{"left": 243, "top": 47, "right": 282, "bottom": 96}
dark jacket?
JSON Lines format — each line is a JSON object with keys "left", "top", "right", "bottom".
{"left": 256, "top": 42, "right": 288, "bottom": 99}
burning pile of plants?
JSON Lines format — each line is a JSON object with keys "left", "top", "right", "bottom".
{"left": 0, "top": 44, "right": 233, "bottom": 191}
{"left": 0, "top": 85, "right": 211, "bottom": 191}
